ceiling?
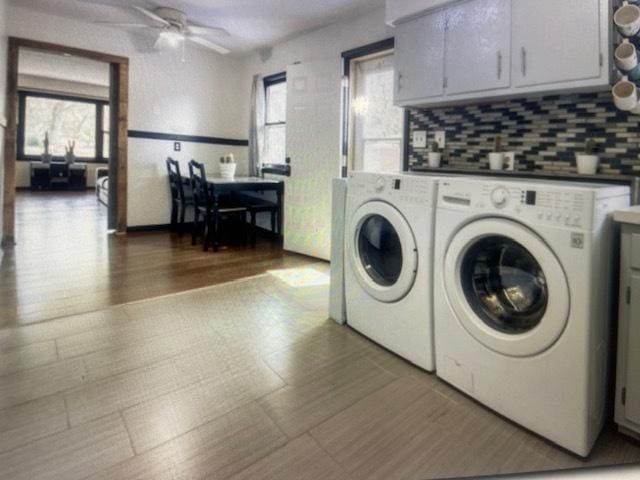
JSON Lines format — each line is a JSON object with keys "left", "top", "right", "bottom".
{"left": 10, "top": 0, "right": 386, "bottom": 55}
{"left": 19, "top": 48, "right": 111, "bottom": 86}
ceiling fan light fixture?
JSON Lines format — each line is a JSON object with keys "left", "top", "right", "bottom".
{"left": 159, "top": 30, "right": 184, "bottom": 48}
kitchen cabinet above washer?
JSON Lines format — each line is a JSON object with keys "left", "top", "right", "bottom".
{"left": 391, "top": 0, "right": 612, "bottom": 108}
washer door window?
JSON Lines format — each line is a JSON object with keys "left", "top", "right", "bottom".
{"left": 349, "top": 201, "right": 418, "bottom": 303}
{"left": 444, "top": 219, "right": 569, "bottom": 357}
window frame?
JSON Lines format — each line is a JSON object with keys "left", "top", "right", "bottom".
{"left": 17, "top": 90, "right": 110, "bottom": 164}
{"left": 261, "top": 72, "right": 290, "bottom": 176}
{"left": 341, "top": 38, "right": 409, "bottom": 176}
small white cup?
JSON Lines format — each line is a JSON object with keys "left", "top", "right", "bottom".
{"left": 615, "top": 39, "right": 639, "bottom": 71}
{"left": 613, "top": 76, "right": 639, "bottom": 111}
{"left": 576, "top": 155, "right": 599, "bottom": 175}
{"left": 615, "top": 1, "right": 640, "bottom": 37}
{"left": 489, "top": 152, "right": 505, "bottom": 171}
{"left": 428, "top": 152, "right": 442, "bottom": 168}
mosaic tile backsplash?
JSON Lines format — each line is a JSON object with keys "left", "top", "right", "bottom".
{"left": 407, "top": 91, "right": 640, "bottom": 176}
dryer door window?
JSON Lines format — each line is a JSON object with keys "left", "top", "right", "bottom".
{"left": 443, "top": 218, "right": 570, "bottom": 357}
{"left": 460, "top": 235, "right": 548, "bottom": 334}
{"left": 348, "top": 201, "right": 418, "bottom": 303}
{"left": 358, "top": 214, "right": 403, "bottom": 287}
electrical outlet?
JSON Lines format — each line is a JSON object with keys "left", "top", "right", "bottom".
{"left": 504, "top": 152, "right": 516, "bottom": 171}
{"left": 434, "top": 131, "right": 446, "bottom": 149}
{"left": 413, "top": 130, "right": 427, "bottom": 149}
{"left": 174, "top": 142, "right": 181, "bottom": 152}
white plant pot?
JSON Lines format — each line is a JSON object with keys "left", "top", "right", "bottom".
{"left": 489, "top": 152, "right": 505, "bottom": 171}
{"left": 428, "top": 152, "right": 442, "bottom": 168}
{"left": 576, "top": 154, "right": 599, "bottom": 175}
{"left": 219, "top": 163, "right": 236, "bottom": 180}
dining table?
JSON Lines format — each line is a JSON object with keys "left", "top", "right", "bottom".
{"left": 182, "top": 175, "right": 285, "bottom": 251}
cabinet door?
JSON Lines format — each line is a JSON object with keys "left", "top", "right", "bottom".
{"left": 626, "top": 274, "right": 640, "bottom": 425}
{"left": 512, "top": 0, "right": 601, "bottom": 88}
{"left": 394, "top": 12, "right": 446, "bottom": 104}
{"left": 445, "top": 0, "right": 511, "bottom": 95}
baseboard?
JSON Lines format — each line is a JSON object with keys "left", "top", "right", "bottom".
{"left": 126, "top": 224, "right": 171, "bottom": 233}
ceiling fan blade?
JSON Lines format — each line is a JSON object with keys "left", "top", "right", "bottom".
{"left": 132, "top": 5, "right": 170, "bottom": 27}
{"left": 95, "top": 22, "right": 152, "bottom": 28}
{"left": 187, "top": 36, "right": 230, "bottom": 55}
{"left": 187, "top": 24, "right": 230, "bottom": 37}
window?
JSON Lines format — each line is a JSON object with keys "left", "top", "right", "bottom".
{"left": 263, "top": 73, "right": 286, "bottom": 165}
{"left": 350, "top": 52, "right": 403, "bottom": 173}
{"left": 18, "top": 91, "right": 110, "bottom": 163}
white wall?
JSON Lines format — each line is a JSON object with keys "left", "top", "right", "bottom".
{"left": 8, "top": 5, "right": 249, "bottom": 227}
{"left": 0, "top": 0, "right": 7, "bottom": 240}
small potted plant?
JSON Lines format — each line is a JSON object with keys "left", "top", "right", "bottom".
{"left": 428, "top": 141, "right": 442, "bottom": 168}
{"left": 489, "top": 134, "right": 505, "bottom": 170}
{"left": 219, "top": 153, "right": 236, "bottom": 180}
{"left": 65, "top": 140, "right": 76, "bottom": 165}
{"left": 576, "top": 139, "right": 599, "bottom": 175}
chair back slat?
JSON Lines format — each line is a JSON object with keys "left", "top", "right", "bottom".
{"left": 166, "top": 157, "right": 187, "bottom": 202}
{"left": 189, "top": 159, "right": 210, "bottom": 211}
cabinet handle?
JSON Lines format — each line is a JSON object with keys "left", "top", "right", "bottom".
{"left": 521, "top": 47, "right": 527, "bottom": 77}
{"left": 397, "top": 73, "right": 403, "bottom": 91}
{"left": 497, "top": 51, "right": 502, "bottom": 79}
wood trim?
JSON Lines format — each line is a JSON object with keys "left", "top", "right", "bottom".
{"left": 2, "top": 41, "right": 19, "bottom": 247}
{"left": 2, "top": 37, "right": 129, "bottom": 245}
{"left": 9, "top": 37, "right": 129, "bottom": 66}
{"left": 128, "top": 130, "right": 249, "bottom": 147}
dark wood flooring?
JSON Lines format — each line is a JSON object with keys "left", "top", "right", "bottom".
{"left": 0, "top": 191, "right": 316, "bottom": 327}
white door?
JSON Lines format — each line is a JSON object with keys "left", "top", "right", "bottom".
{"left": 347, "top": 201, "right": 418, "bottom": 303}
{"left": 284, "top": 60, "right": 342, "bottom": 260}
{"left": 394, "top": 11, "right": 446, "bottom": 104}
{"left": 445, "top": 0, "right": 511, "bottom": 95}
{"left": 444, "top": 219, "right": 570, "bottom": 357}
{"left": 512, "top": 0, "right": 601, "bottom": 88}
{"left": 625, "top": 274, "right": 640, "bottom": 424}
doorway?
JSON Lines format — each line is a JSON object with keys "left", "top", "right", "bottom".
{"left": 2, "top": 38, "right": 129, "bottom": 247}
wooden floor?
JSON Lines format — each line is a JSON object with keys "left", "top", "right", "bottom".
{"left": 1, "top": 191, "right": 312, "bottom": 327}
{"left": 1, "top": 191, "right": 640, "bottom": 479}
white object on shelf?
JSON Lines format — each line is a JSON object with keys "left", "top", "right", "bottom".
{"left": 428, "top": 152, "right": 442, "bottom": 167}
{"left": 391, "top": 0, "right": 610, "bottom": 108}
{"left": 576, "top": 154, "right": 600, "bottom": 175}
{"left": 614, "top": 215, "right": 640, "bottom": 441}
{"left": 488, "top": 152, "right": 505, "bottom": 171}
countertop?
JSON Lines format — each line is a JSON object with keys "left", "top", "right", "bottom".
{"left": 614, "top": 206, "right": 640, "bottom": 225}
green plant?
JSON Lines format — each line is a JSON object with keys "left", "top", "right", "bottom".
{"left": 493, "top": 134, "right": 503, "bottom": 153}
{"left": 584, "top": 138, "right": 598, "bottom": 155}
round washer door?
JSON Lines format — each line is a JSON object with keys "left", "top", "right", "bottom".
{"left": 348, "top": 201, "right": 418, "bottom": 303}
{"left": 444, "top": 218, "right": 570, "bottom": 357}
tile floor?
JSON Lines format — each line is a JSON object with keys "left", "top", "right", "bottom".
{"left": 0, "top": 263, "right": 639, "bottom": 479}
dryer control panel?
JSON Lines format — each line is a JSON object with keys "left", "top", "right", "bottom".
{"left": 348, "top": 172, "right": 436, "bottom": 207}
{"left": 437, "top": 179, "right": 595, "bottom": 231}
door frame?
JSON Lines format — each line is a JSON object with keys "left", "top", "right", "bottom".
{"left": 2, "top": 37, "right": 129, "bottom": 246}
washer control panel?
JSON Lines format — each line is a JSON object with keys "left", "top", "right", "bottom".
{"left": 438, "top": 179, "right": 594, "bottom": 231}
{"left": 348, "top": 172, "right": 436, "bottom": 207}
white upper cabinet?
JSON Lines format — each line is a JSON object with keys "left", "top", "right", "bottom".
{"left": 445, "top": 0, "right": 511, "bottom": 95}
{"left": 390, "top": 0, "right": 611, "bottom": 107}
{"left": 512, "top": 0, "right": 601, "bottom": 88}
{"left": 395, "top": 11, "right": 446, "bottom": 103}
{"left": 386, "top": 0, "right": 456, "bottom": 25}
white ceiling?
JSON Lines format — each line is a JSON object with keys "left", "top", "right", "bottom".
{"left": 10, "top": 0, "right": 386, "bottom": 55}
{"left": 18, "top": 48, "right": 111, "bottom": 86}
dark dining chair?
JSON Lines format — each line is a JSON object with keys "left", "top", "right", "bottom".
{"left": 234, "top": 191, "right": 280, "bottom": 247}
{"left": 166, "top": 158, "right": 194, "bottom": 235}
{"left": 188, "top": 159, "right": 249, "bottom": 252}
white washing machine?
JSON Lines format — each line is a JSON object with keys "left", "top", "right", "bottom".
{"left": 345, "top": 171, "right": 439, "bottom": 371}
{"left": 433, "top": 177, "right": 630, "bottom": 457}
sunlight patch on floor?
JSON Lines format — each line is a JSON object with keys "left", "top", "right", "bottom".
{"left": 267, "top": 266, "right": 330, "bottom": 288}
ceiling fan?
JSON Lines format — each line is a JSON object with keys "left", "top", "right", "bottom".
{"left": 94, "top": 5, "right": 231, "bottom": 56}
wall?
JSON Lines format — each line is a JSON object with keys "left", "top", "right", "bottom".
{"left": 0, "top": 0, "right": 7, "bottom": 241}
{"left": 7, "top": 5, "right": 249, "bottom": 227}
{"left": 407, "top": 91, "right": 640, "bottom": 176}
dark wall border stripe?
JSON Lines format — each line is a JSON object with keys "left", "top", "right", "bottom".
{"left": 128, "top": 130, "right": 249, "bottom": 147}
